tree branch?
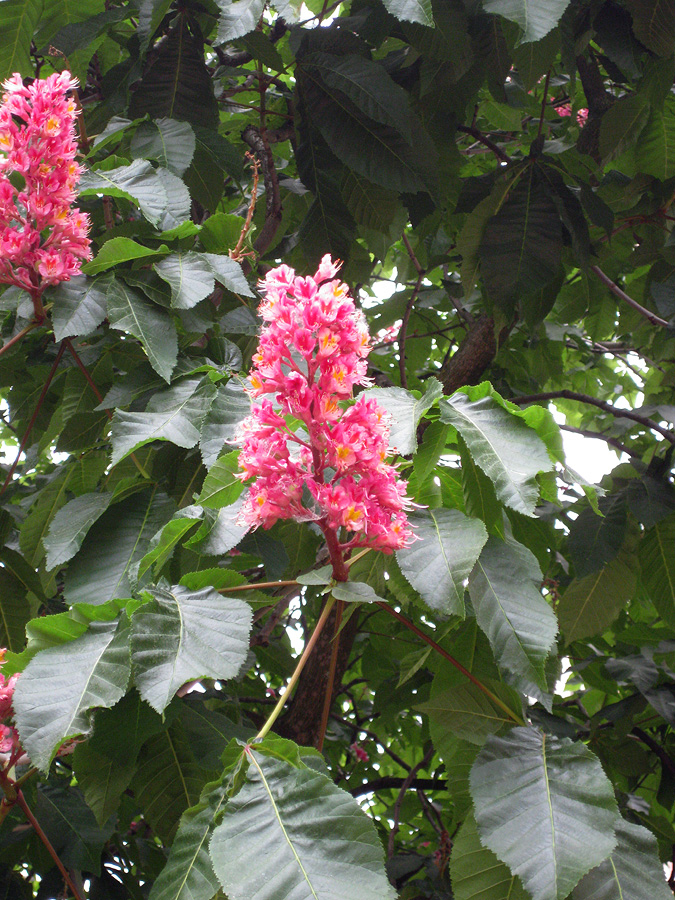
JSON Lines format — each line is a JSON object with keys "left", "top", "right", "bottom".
{"left": 558, "top": 424, "right": 638, "bottom": 459}
{"left": 241, "top": 124, "right": 283, "bottom": 267}
{"left": 456, "top": 124, "right": 512, "bottom": 163}
{"left": 438, "top": 314, "right": 498, "bottom": 395}
{"left": 388, "top": 745, "right": 435, "bottom": 858}
{"left": 510, "top": 390, "right": 675, "bottom": 445}
{"left": 590, "top": 265, "right": 670, "bottom": 328}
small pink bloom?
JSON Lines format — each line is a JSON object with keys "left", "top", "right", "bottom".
{"left": 350, "top": 742, "right": 369, "bottom": 762}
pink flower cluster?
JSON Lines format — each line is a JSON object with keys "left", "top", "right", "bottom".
{"left": 0, "top": 652, "right": 21, "bottom": 760}
{"left": 553, "top": 100, "right": 588, "bottom": 127}
{"left": 236, "top": 255, "right": 413, "bottom": 553}
{"left": 0, "top": 72, "right": 91, "bottom": 298}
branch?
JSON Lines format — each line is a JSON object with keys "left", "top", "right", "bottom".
{"left": 241, "top": 124, "right": 283, "bottom": 267}
{"left": 590, "top": 265, "right": 670, "bottom": 328}
{"left": 438, "top": 314, "right": 498, "bottom": 395}
{"left": 387, "top": 745, "right": 435, "bottom": 858}
{"left": 510, "top": 390, "right": 675, "bottom": 445}
{"left": 632, "top": 727, "right": 675, "bottom": 779}
{"left": 456, "top": 124, "right": 512, "bottom": 163}
{"left": 558, "top": 424, "right": 638, "bottom": 459}
{"left": 352, "top": 775, "right": 448, "bottom": 797}
{"left": 398, "top": 234, "right": 425, "bottom": 390}
{"left": 0, "top": 321, "right": 39, "bottom": 358}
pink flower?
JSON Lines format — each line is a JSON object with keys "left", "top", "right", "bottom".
{"left": 0, "top": 71, "right": 91, "bottom": 297}
{"left": 553, "top": 100, "right": 588, "bottom": 127}
{"left": 236, "top": 255, "right": 414, "bottom": 553}
{"left": 0, "top": 671, "right": 18, "bottom": 720}
{"left": 350, "top": 742, "right": 369, "bottom": 762}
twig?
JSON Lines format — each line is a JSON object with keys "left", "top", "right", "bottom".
{"left": 316, "top": 598, "right": 343, "bottom": 752}
{"left": 559, "top": 424, "right": 638, "bottom": 459}
{"left": 16, "top": 790, "right": 85, "bottom": 900}
{"left": 376, "top": 603, "right": 525, "bottom": 726}
{"left": 0, "top": 321, "right": 40, "bottom": 358}
{"left": 350, "top": 775, "right": 445, "bottom": 798}
{"left": 538, "top": 69, "right": 552, "bottom": 137}
{"left": 241, "top": 124, "right": 283, "bottom": 268}
{"left": 218, "top": 579, "right": 298, "bottom": 593}
{"left": 398, "top": 235, "right": 425, "bottom": 390}
{"left": 632, "top": 727, "right": 675, "bottom": 778}
{"left": 230, "top": 152, "right": 260, "bottom": 262}
{"left": 0, "top": 343, "right": 66, "bottom": 497}
{"left": 510, "top": 390, "right": 675, "bottom": 445}
{"left": 456, "top": 124, "right": 512, "bottom": 163}
{"left": 387, "top": 746, "right": 435, "bottom": 858}
{"left": 590, "top": 265, "right": 670, "bottom": 328}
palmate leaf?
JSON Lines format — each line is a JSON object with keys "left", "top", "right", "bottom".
{"left": 0, "top": 569, "right": 30, "bottom": 653}
{"left": 106, "top": 277, "right": 178, "bottom": 382}
{"left": 439, "top": 385, "right": 552, "bottom": 517}
{"left": 450, "top": 813, "right": 529, "bottom": 900}
{"left": 479, "top": 165, "right": 563, "bottom": 315}
{"left": 63, "top": 489, "right": 175, "bottom": 606}
{"left": 210, "top": 751, "right": 396, "bottom": 900}
{"left": 132, "top": 719, "right": 208, "bottom": 843}
{"left": 640, "top": 512, "right": 675, "bottom": 627}
{"left": 396, "top": 508, "right": 488, "bottom": 617}
{"left": 44, "top": 492, "right": 112, "bottom": 571}
{"left": 418, "top": 679, "right": 523, "bottom": 745}
{"left": 130, "top": 584, "right": 252, "bottom": 713}
{"left": 364, "top": 378, "right": 443, "bottom": 455}
{"left": 131, "top": 118, "right": 196, "bottom": 176}
{"left": 468, "top": 538, "right": 558, "bottom": 703}
{"left": 470, "top": 727, "right": 619, "bottom": 900}
{"left": 558, "top": 550, "right": 639, "bottom": 644}
{"left": 13, "top": 617, "right": 130, "bottom": 771}
{"left": 110, "top": 378, "right": 216, "bottom": 465}
{"left": 154, "top": 252, "right": 252, "bottom": 309}
{"left": 49, "top": 276, "right": 109, "bottom": 341}
{"left": 0, "top": 0, "right": 41, "bottom": 82}
{"left": 483, "top": 0, "right": 570, "bottom": 45}
{"left": 571, "top": 817, "right": 672, "bottom": 900}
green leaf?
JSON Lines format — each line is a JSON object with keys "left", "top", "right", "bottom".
{"left": 154, "top": 252, "right": 252, "bottom": 309}
{"left": 36, "top": 785, "right": 114, "bottom": 876}
{"left": 148, "top": 781, "right": 226, "bottom": 900}
{"left": 302, "top": 53, "right": 414, "bottom": 142}
{"left": 340, "top": 171, "right": 401, "bottom": 232}
{"left": 187, "top": 498, "right": 249, "bottom": 555}
{"left": 216, "top": 0, "right": 265, "bottom": 41}
{"left": 599, "top": 93, "right": 650, "bottom": 162}
{"left": 132, "top": 720, "right": 208, "bottom": 843}
{"left": 111, "top": 378, "right": 215, "bottom": 465}
{"left": 332, "top": 581, "right": 385, "bottom": 603}
{"left": 195, "top": 451, "right": 244, "bottom": 508}
{"left": 209, "top": 751, "right": 396, "bottom": 900}
{"left": 49, "top": 276, "right": 109, "bottom": 341}
{"left": 470, "top": 727, "right": 619, "bottom": 900}
{"left": 13, "top": 618, "right": 131, "bottom": 771}
{"left": 79, "top": 159, "right": 171, "bottom": 227}
{"left": 396, "top": 509, "right": 488, "bottom": 616}
{"left": 479, "top": 166, "right": 563, "bottom": 315}
{"left": 558, "top": 551, "right": 639, "bottom": 644}
{"left": 72, "top": 742, "right": 136, "bottom": 827}
{"left": 364, "top": 378, "right": 443, "bottom": 455}
{"left": 571, "top": 817, "right": 672, "bottom": 900}
{"left": 200, "top": 380, "right": 250, "bottom": 469}
{"left": 130, "top": 584, "right": 252, "bottom": 713}
{"left": 511, "top": 27, "right": 560, "bottom": 91}
{"left": 635, "top": 98, "right": 675, "bottom": 180}
{"left": 0, "top": 570, "right": 30, "bottom": 653}
{"left": 106, "top": 277, "right": 178, "bottom": 382}
{"left": 130, "top": 13, "right": 218, "bottom": 128}
{"left": 131, "top": 118, "right": 196, "bottom": 176}
{"left": 640, "top": 513, "right": 675, "bottom": 627}
{"left": 469, "top": 538, "right": 557, "bottom": 701}
{"left": 380, "top": 0, "right": 432, "bottom": 25}
{"left": 450, "top": 813, "right": 529, "bottom": 900}
{"left": 44, "top": 492, "right": 112, "bottom": 570}
{"left": 64, "top": 489, "right": 174, "bottom": 606}
{"left": 0, "top": 0, "right": 41, "bottom": 81}
{"left": 457, "top": 180, "right": 512, "bottom": 295}
{"left": 483, "top": 0, "right": 570, "bottom": 45}
{"left": 82, "top": 237, "right": 168, "bottom": 276}
{"left": 137, "top": 508, "right": 202, "bottom": 579}
{"left": 568, "top": 494, "right": 627, "bottom": 578}
{"left": 439, "top": 386, "right": 552, "bottom": 517}
{"left": 418, "top": 679, "right": 523, "bottom": 745}
{"left": 626, "top": 0, "right": 675, "bottom": 56}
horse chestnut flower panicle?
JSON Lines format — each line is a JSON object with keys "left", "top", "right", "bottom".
{"left": 0, "top": 71, "right": 91, "bottom": 298}
{"left": 236, "top": 255, "right": 414, "bottom": 553}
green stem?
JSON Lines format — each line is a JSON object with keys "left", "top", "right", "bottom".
{"left": 255, "top": 595, "right": 336, "bottom": 741}
{"left": 376, "top": 602, "right": 526, "bottom": 727}
{"left": 218, "top": 579, "right": 298, "bottom": 593}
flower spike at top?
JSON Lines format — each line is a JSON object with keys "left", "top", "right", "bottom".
{"left": 237, "top": 255, "right": 414, "bottom": 565}
{"left": 0, "top": 72, "right": 91, "bottom": 313}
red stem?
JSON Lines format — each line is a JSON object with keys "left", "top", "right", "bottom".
{"left": 0, "top": 321, "right": 39, "bottom": 358}
{"left": 16, "top": 790, "right": 85, "bottom": 900}
{"left": 0, "top": 342, "right": 66, "bottom": 497}
{"left": 316, "top": 598, "right": 344, "bottom": 752}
